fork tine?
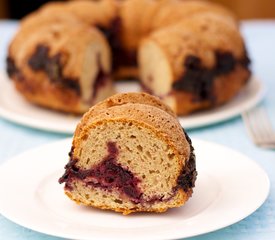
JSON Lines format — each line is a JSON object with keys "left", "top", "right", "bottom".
{"left": 252, "top": 107, "right": 269, "bottom": 143}
{"left": 242, "top": 110, "right": 261, "bottom": 145}
{"left": 242, "top": 106, "right": 275, "bottom": 149}
{"left": 251, "top": 106, "right": 275, "bottom": 144}
{"left": 257, "top": 107, "right": 275, "bottom": 142}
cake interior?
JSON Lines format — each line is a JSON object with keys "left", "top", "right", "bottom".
{"left": 59, "top": 120, "right": 190, "bottom": 213}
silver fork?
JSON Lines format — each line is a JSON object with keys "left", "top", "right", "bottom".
{"left": 242, "top": 105, "right": 275, "bottom": 149}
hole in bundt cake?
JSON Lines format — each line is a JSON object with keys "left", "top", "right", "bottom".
{"left": 96, "top": 17, "right": 137, "bottom": 72}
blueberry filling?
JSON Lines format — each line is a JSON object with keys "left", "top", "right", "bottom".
{"left": 97, "top": 17, "right": 137, "bottom": 73}
{"left": 59, "top": 136, "right": 197, "bottom": 204}
{"left": 27, "top": 44, "right": 111, "bottom": 98}
{"left": 176, "top": 129, "right": 197, "bottom": 192}
{"left": 172, "top": 51, "right": 251, "bottom": 102}
{"left": 6, "top": 56, "right": 19, "bottom": 78}
{"left": 59, "top": 142, "right": 143, "bottom": 202}
{"left": 28, "top": 44, "right": 81, "bottom": 95}
{"left": 28, "top": 45, "right": 62, "bottom": 81}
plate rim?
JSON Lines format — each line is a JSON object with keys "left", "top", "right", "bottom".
{"left": 0, "top": 72, "right": 81, "bottom": 134}
{"left": 0, "top": 72, "right": 265, "bottom": 133}
{"left": 0, "top": 138, "right": 270, "bottom": 240}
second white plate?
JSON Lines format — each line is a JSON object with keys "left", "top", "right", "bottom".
{"left": 0, "top": 138, "right": 270, "bottom": 240}
{"left": 0, "top": 72, "right": 265, "bottom": 133}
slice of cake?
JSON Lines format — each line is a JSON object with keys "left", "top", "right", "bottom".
{"left": 59, "top": 92, "right": 197, "bottom": 214}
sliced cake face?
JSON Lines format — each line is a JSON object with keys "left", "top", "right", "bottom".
{"left": 75, "top": 29, "right": 113, "bottom": 107}
{"left": 63, "top": 121, "right": 182, "bottom": 209}
{"left": 138, "top": 12, "right": 251, "bottom": 115}
{"left": 59, "top": 98, "right": 196, "bottom": 214}
{"left": 8, "top": 21, "right": 114, "bottom": 114}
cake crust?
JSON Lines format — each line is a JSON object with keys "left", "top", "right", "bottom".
{"left": 74, "top": 92, "right": 177, "bottom": 137}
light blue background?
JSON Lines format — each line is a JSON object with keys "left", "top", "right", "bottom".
{"left": 0, "top": 20, "right": 274, "bottom": 240}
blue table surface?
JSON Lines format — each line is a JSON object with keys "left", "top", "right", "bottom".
{"left": 0, "top": 20, "right": 274, "bottom": 240}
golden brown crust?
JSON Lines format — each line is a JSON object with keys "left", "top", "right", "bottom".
{"left": 12, "top": 74, "right": 84, "bottom": 114}
{"left": 144, "top": 11, "right": 244, "bottom": 80}
{"left": 119, "top": 0, "right": 237, "bottom": 51}
{"left": 75, "top": 104, "right": 189, "bottom": 158}
{"left": 213, "top": 65, "right": 250, "bottom": 105}
{"left": 22, "top": 0, "right": 118, "bottom": 29}
{"left": 66, "top": 0, "right": 118, "bottom": 28}
{"left": 74, "top": 92, "right": 177, "bottom": 137}
{"left": 118, "top": 0, "right": 161, "bottom": 51}
{"left": 151, "top": 0, "right": 237, "bottom": 30}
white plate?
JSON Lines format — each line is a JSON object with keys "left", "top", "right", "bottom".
{"left": 0, "top": 72, "right": 265, "bottom": 133}
{"left": 0, "top": 138, "right": 269, "bottom": 240}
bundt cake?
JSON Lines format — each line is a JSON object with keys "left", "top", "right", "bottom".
{"left": 7, "top": 0, "right": 251, "bottom": 115}
{"left": 59, "top": 92, "right": 197, "bottom": 214}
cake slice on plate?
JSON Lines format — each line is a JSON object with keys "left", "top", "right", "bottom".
{"left": 59, "top": 92, "right": 197, "bottom": 214}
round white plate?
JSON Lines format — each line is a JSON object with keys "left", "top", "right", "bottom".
{"left": 0, "top": 138, "right": 269, "bottom": 240}
{"left": 0, "top": 72, "right": 265, "bottom": 133}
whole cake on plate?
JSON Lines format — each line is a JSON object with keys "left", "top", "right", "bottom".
{"left": 7, "top": 0, "right": 251, "bottom": 115}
